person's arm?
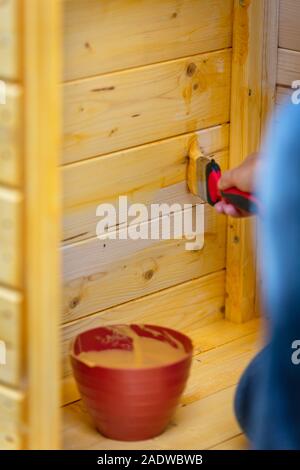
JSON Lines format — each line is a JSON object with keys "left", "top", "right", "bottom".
{"left": 215, "top": 152, "right": 260, "bottom": 217}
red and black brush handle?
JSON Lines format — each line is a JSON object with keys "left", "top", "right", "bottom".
{"left": 206, "top": 159, "right": 259, "bottom": 214}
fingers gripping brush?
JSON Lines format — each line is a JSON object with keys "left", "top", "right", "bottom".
{"left": 187, "top": 142, "right": 259, "bottom": 214}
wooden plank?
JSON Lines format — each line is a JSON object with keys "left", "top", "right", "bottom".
{"left": 63, "top": 180, "right": 201, "bottom": 245}
{"left": 0, "top": 0, "right": 20, "bottom": 80}
{"left": 0, "top": 384, "right": 24, "bottom": 449}
{"left": 277, "top": 48, "right": 300, "bottom": 86}
{"left": 63, "top": 124, "right": 229, "bottom": 243}
{"left": 63, "top": 386, "right": 240, "bottom": 450}
{"left": 183, "top": 326, "right": 260, "bottom": 405}
{"left": 279, "top": 0, "right": 300, "bottom": 52}
{"left": 63, "top": 204, "right": 204, "bottom": 283}
{"left": 62, "top": 203, "right": 225, "bottom": 324}
{"left": 0, "top": 286, "right": 22, "bottom": 386}
{"left": 0, "top": 83, "right": 22, "bottom": 187}
{"left": 255, "top": 0, "right": 279, "bottom": 318}
{"left": 23, "top": 0, "right": 62, "bottom": 449}
{"left": 62, "top": 270, "right": 226, "bottom": 404}
{"left": 0, "top": 186, "right": 22, "bottom": 288}
{"left": 226, "top": 0, "right": 265, "bottom": 323}
{"left": 63, "top": 49, "right": 231, "bottom": 164}
{"left": 63, "top": 0, "right": 233, "bottom": 81}
{"left": 276, "top": 85, "right": 291, "bottom": 104}
{"left": 210, "top": 433, "right": 248, "bottom": 450}
{"left": 261, "top": 0, "right": 279, "bottom": 131}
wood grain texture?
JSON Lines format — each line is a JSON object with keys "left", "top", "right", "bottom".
{"left": 62, "top": 124, "right": 229, "bottom": 243}
{"left": 255, "top": 0, "right": 279, "bottom": 318}
{"left": 62, "top": 270, "right": 226, "bottom": 404}
{"left": 279, "top": 0, "right": 300, "bottom": 52}
{"left": 0, "top": 0, "right": 20, "bottom": 80}
{"left": 63, "top": 318, "right": 260, "bottom": 448}
{"left": 0, "top": 384, "right": 24, "bottom": 449}
{"left": 63, "top": 0, "right": 233, "bottom": 81}
{"left": 0, "top": 186, "right": 22, "bottom": 288}
{"left": 210, "top": 434, "right": 248, "bottom": 450}
{"left": 62, "top": 203, "right": 225, "bottom": 324}
{"left": 226, "top": 0, "right": 265, "bottom": 323}
{"left": 277, "top": 48, "right": 300, "bottom": 86}
{"left": 63, "top": 49, "right": 231, "bottom": 164}
{"left": 261, "top": 0, "right": 279, "bottom": 131}
{"left": 276, "top": 85, "right": 291, "bottom": 104}
{"left": 0, "top": 83, "right": 22, "bottom": 187}
{"left": 0, "top": 286, "right": 22, "bottom": 386}
{"left": 183, "top": 326, "right": 260, "bottom": 405}
{"left": 23, "top": 0, "right": 62, "bottom": 449}
{"left": 64, "top": 386, "right": 240, "bottom": 450}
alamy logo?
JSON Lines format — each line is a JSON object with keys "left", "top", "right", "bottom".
{"left": 0, "top": 340, "right": 6, "bottom": 365}
{"left": 0, "top": 80, "right": 6, "bottom": 105}
{"left": 95, "top": 196, "right": 204, "bottom": 251}
{"left": 291, "top": 80, "right": 300, "bottom": 105}
{"left": 291, "top": 340, "right": 300, "bottom": 365}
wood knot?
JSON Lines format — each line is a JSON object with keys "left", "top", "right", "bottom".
{"left": 186, "top": 63, "right": 197, "bottom": 77}
{"left": 144, "top": 269, "right": 154, "bottom": 280}
{"left": 69, "top": 297, "right": 80, "bottom": 309}
{"left": 109, "top": 127, "right": 118, "bottom": 137}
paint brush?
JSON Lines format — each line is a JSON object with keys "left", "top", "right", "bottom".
{"left": 187, "top": 140, "right": 259, "bottom": 214}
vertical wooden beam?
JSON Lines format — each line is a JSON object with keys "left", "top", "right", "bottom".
{"left": 260, "top": 0, "right": 280, "bottom": 133}
{"left": 23, "top": 0, "right": 62, "bottom": 449}
{"left": 255, "top": 0, "right": 279, "bottom": 316}
{"left": 226, "top": 0, "right": 265, "bottom": 323}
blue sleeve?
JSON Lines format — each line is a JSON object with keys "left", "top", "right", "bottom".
{"left": 253, "top": 101, "right": 300, "bottom": 448}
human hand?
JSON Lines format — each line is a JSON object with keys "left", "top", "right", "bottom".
{"left": 215, "top": 153, "right": 260, "bottom": 217}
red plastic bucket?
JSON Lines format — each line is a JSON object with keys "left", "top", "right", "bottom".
{"left": 70, "top": 324, "right": 193, "bottom": 441}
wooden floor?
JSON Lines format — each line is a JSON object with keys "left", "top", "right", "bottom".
{"left": 63, "top": 317, "right": 261, "bottom": 450}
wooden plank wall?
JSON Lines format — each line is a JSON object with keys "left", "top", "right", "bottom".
{"left": 0, "top": 384, "right": 24, "bottom": 449}
{"left": 62, "top": 0, "right": 233, "bottom": 403}
{"left": 0, "top": 0, "right": 25, "bottom": 449}
{"left": 277, "top": 0, "right": 300, "bottom": 110}
{"left": 225, "top": 0, "right": 265, "bottom": 323}
{"left": 1, "top": 0, "right": 62, "bottom": 450}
